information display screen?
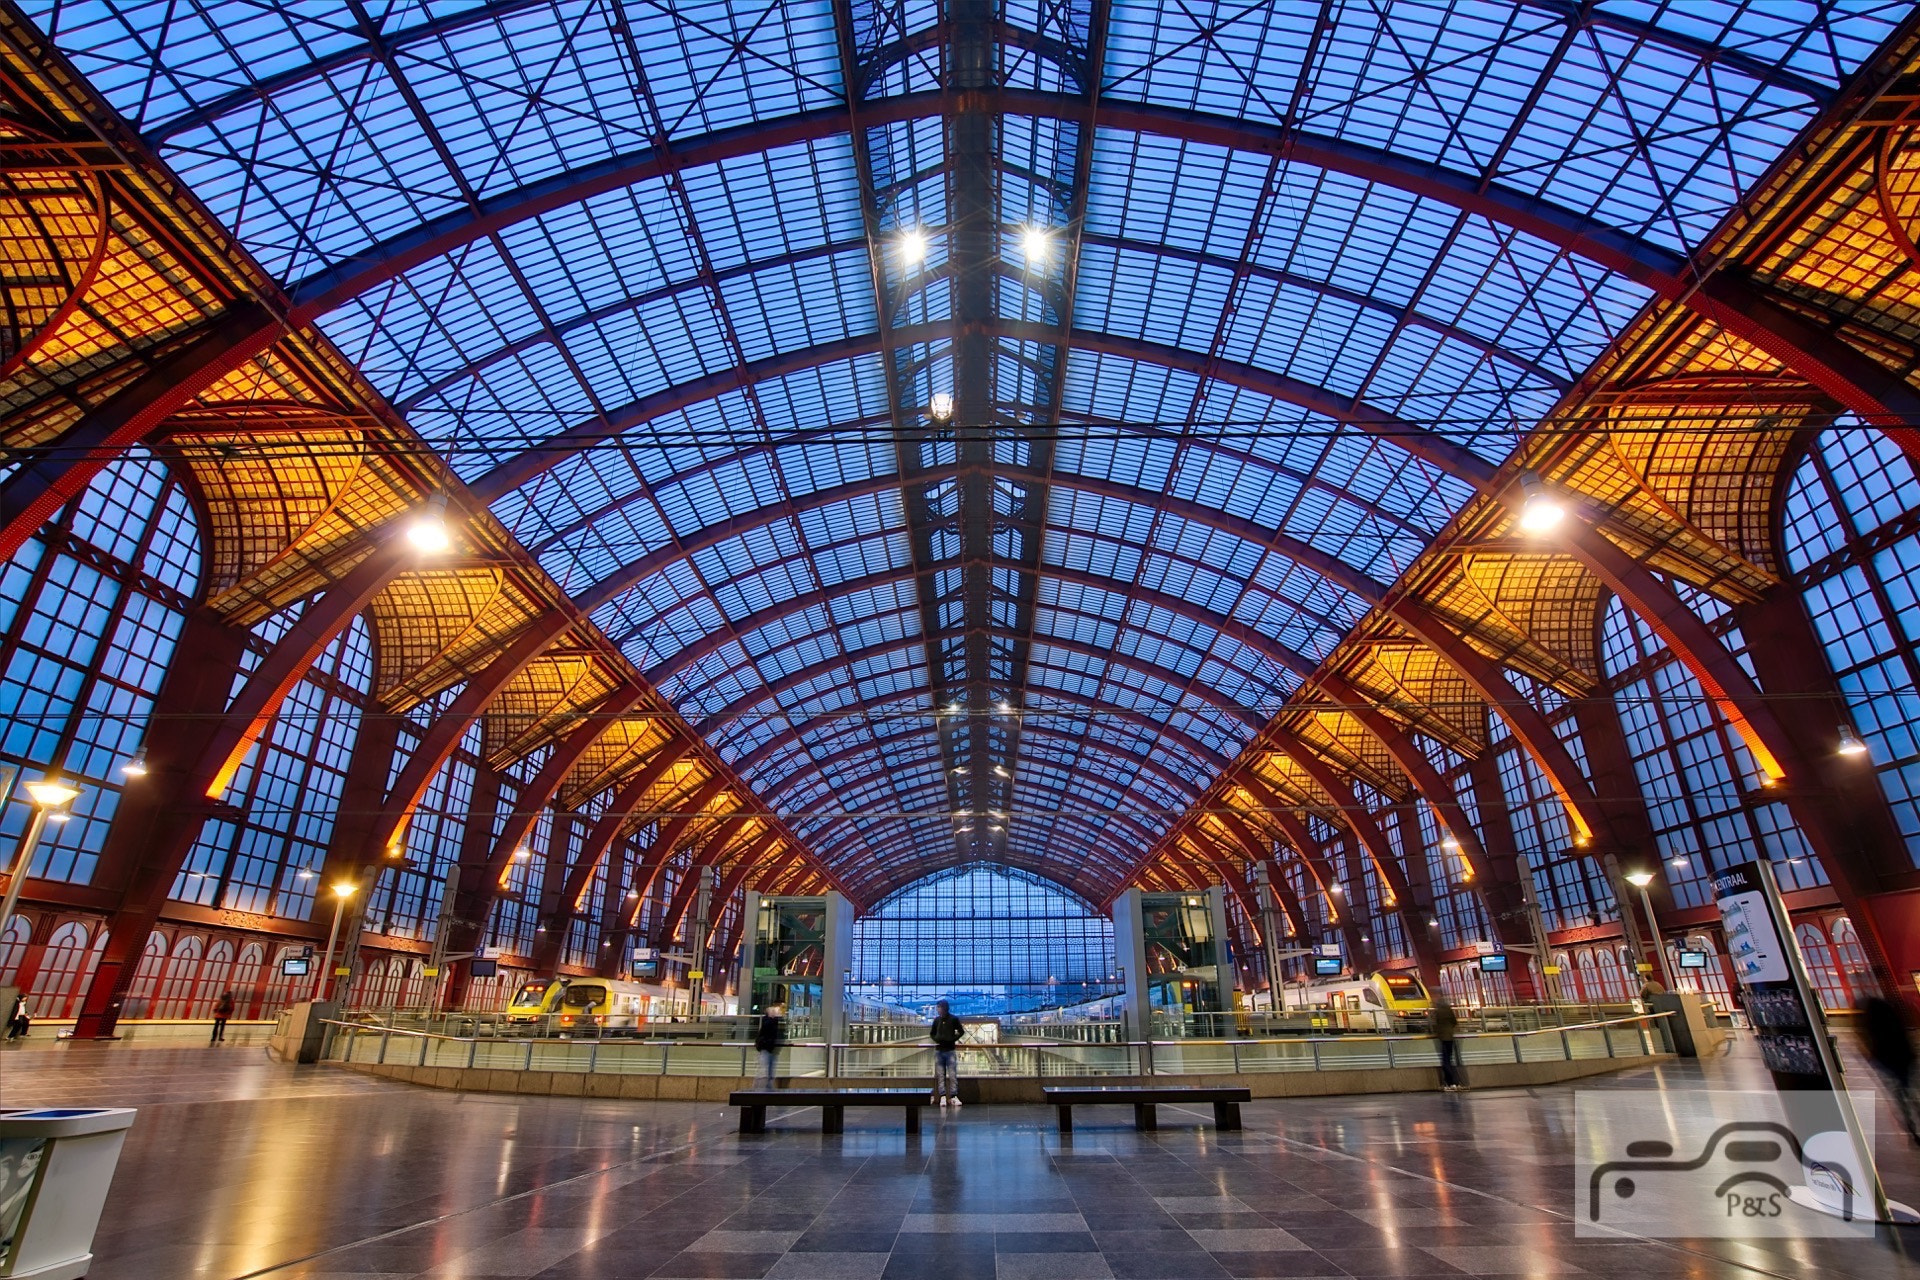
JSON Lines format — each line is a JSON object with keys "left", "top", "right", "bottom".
{"left": 1478, "top": 954, "right": 1508, "bottom": 972}
{"left": 1677, "top": 950, "right": 1709, "bottom": 970}
{"left": 280, "top": 958, "right": 310, "bottom": 976}
{"left": 1312, "top": 958, "right": 1342, "bottom": 976}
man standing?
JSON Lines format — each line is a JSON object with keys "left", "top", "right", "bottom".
{"left": 1432, "top": 994, "right": 1463, "bottom": 1092}
{"left": 929, "top": 1000, "right": 965, "bottom": 1107}
{"left": 210, "top": 990, "right": 236, "bottom": 1044}
{"left": 754, "top": 1002, "right": 785, "bottom": 1088}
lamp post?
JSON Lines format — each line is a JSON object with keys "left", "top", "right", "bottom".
{"left": 0, "top": 774, "right": 82, "bottom": 941}
{"left": 315, "top": 882, "right": 358, "bottom": 1003}
{"left": 1623, "top": 870, "right": 1675, "bottom": 990}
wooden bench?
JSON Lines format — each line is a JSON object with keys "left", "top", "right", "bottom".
{"left": 1042, "top": 1085, "right": 1251, "bottom": 1134}
{"left": 729, "top": 1088, "right": 928, "bottom": 1135}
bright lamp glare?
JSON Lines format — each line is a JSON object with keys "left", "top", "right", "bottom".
{"left": 1022, "top": 226, "right": 1049, "bottom": 262}
{"left": 332, "top": 882, "right": 359, "bottom": 899}
{"left": 1838, "top": 724, "right": 1870, "bottom": 758}
{"left": 929, "top": 392, "right": 954, "bottom": 421}
{"left": 900, "top": 229, "right": 927, "bottom": 265}
{"left": 1517, "top": 471, "right": 1565, "bottom": 534}
{"left": 1624, "top": 870, "right": 1655, "bottom": 889}
{"left": 120, "top": 750, "right": 148, "bottom": 779}
{"left": 408, "top": 514, "right": 451, "bottom": 552}
{"left": 24, "top": 776, "right": 80, "bottom": 808}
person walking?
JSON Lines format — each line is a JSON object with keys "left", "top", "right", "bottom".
{"left": 210, "top": 990, "right": 236, "bottom": 1044}
{"left": 929, "top": 1000, "right": 965, "bottom": 1107}
{"left": 1432, "top": 994, "right": 1463, "bottom": 1092}
{"left": 753, "top": 1002, "right": 785, "bottom": 1088}
{"left": 1857, "top": 993, "right": 1919, "bottom": 1143}
{"left": 5, "top": 993, "right": 27, "bottom": 1042}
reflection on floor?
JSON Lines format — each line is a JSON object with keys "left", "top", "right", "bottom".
{"left": 3, "top": 1037, "right": 1917, "bottom": 1279}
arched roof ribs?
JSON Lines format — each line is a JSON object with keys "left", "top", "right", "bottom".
{"left": 395, "top": 229, "right": 1562, "bottom": 422}
{"left": 525, "top": 404, "right": 1440, "bottom": 568}
{"left": 286, "top": 93, "right": 1685, "bottom": 339}
{"left": 691, "top": 621, "right": 1265, "bottom": 746}
{"left": 638, "top": 559, "right": 1330, "bottom": 694}
{"left": 743, "top": 681, "right": 1231, "bottom": 800}
{"left": 142, "top": 4, "right": 1833, "bottom": 151}
{"left": 265, "top": 87, "right": 1920, "bottom": 426}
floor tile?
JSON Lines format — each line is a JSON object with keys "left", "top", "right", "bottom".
{"left": 996, "top": 1253, "right": 1114, "bottom": 1279}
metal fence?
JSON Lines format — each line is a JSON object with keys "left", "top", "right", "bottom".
{"left": 321, "top": 1013, "right": 1670, "bottom": 1080}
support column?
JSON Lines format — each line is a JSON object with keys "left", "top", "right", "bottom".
{"left": 1733, "top": 585, "right": 1913, "bottom": 990}
{"left": 73, "top": 610, "right": 249, "bottom": 1038}
{"left": 1570, "top": 696, "right": 1663, "bottom": 973}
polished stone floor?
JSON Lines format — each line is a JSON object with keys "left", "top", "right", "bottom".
{"left": 4, "top": 1039, "right": 1919, "bottom": 1279}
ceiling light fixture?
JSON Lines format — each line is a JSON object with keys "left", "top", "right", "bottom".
{"left": 1517, "top": 470, "right": 1565, "bottom": 534}
{"left": 929, "top": 392, "right": 954, "bottom": 421}
{"left": 1838, "top": 724, "right": 1870, "bottom": 758}
{"left": 120, "top": 748, "right": 148, "bottom": 778}
{"left": 408, "top": 490, "right": 454, "bottom": 552}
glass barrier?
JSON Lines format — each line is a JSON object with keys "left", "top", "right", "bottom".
{"left": 320, "top": 1014, "right": 1671, "bottom": 1082}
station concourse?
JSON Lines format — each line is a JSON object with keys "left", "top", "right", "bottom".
{"left": 5, "top": 1, "right": 1920, "bottom": 1278}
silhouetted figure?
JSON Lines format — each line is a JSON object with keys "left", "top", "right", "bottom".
{"left": 1432, "top": 994, "right": 1462, "bottom": 1091}
{"left": 211, "top": 990, "right": 236, "bottom": 1043}
{"left": 5, "top": 993, "right": 27, "bottom": 1041}
{"left": 1857, "top": 994, "right": 1919, "bottom": 1143}
{"left": 753, "top": 1003, "right": 785, "bottom": 1088}
{"left": 929, "top": 1000, "right": 965, "bottom": 1107}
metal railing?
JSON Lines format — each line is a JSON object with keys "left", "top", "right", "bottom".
{"left": 320, "top": 1012, "right": 1670, "bottom": 1080}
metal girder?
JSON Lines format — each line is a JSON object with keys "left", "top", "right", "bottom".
{"left": 364, "top": 613, "right": 577, "bottom": 864}
{"left": 1265, "top": 727, "right": 1440, "bottom": 980}
{"left": 196, "top": 536, "right": 418, "bottom": 800}
{"left": 539, "top": 740, "right": 692, "bottom": 942}
{"left": 477, "top": 320, "right": 1497, "bottom": 516}
{"left": 638, "top": 558, "right": 1326, "bottom": 694}
{"left": 0, "top": 302, "right": 281, "bottom": 564}
{"left": 579, "top": 460, "right": 1388, "bottom": 625}
{"left": 693, "top": 617, "right": 1262, "bottom": 746}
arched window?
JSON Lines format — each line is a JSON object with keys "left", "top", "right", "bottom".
{"left": 177, "top": 614, "right": 373, "bottom": 922}
{"left": 1595, "top": 949, "right": 1625, "bottom": 1002}
{"left": 231, "top": 943, "right": 264, "bottom": 1018}
{"left": 1830, "top": 918, "right": 1871, "bottom": 995}
{"left": 27, "top": 922, "right": 91, "bottom": 1017}
{"left": 196, "top": 939, "right": 236, "bottom": 1017}
{"left": 1600, "top": 594, "right": 1818, "bottom": 909}
{"left": 125, "top": 931, "right": 168, "bottom": 1018}
{"left": 0, "top": 453, "right": 198, "bottom": 886}
{"left": 1794, "top": 921, "right": 1851, "bottom": 1010}
{"left": 0, "top": 916, "right": 27, "bottom": 987}
{"left": 154, "top": 934, "right": 203, "bottom": 1018}
{"left": 27, "top": 921, "right": 90, "bottom": 1017}
{"left": 1784, "top": 428, "right": 1920, "bottom": 867}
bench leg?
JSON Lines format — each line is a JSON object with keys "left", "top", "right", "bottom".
{"left": 1214, "top": 1101, "right": 1242, "bottom": 1131}
{"left": 1056, "top": 1104, "right": 1073, "bottom": 1134}
{"left": 823, "top": 1105, "right": 844, "bottom": 1134}
{"left": 1134, "top": 1103, "right": 1157, "bottom": 1131}
{"left": 905, "top": 1105, "right": 920, "bottom": 1135}
{"left": 740, "top": 1105, "right": 766, "bottom": 1135}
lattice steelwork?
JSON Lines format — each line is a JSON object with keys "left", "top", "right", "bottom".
{"left": 25, "top": 0, "right": 1910, "bottom": 903}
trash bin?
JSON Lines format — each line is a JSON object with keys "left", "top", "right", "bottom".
{"left": 0, "top": 1107, "right": 136, "bottom": 1279}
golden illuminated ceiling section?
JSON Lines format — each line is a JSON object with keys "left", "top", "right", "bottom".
{"left": 367, "top": 570, "right": 553, "bottom": 709}
{"left": 1281, "top": 708, "right": 1407, "bottom": 797}
{"left": 482, "top": 651, "right": 624, "bottom": 767}
{"left": 1334, "top": 637, "right": 1489, "bottom": 754}
{"left": 1420, "top": 553, "right": 1605, "bottom": 693}
{"left": 559, "top": 717, "right": 679, "bottom": 810}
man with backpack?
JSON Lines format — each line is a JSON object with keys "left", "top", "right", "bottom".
{"left": 929, "top": 1000, "right": 965, "bottom": 1107}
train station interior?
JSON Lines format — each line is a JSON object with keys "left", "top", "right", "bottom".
{"left": 6, "top": 1, "right": 1920, "bottom": 1277}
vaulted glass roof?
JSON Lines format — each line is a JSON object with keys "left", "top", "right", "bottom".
{"left": 35, "top": 0, "right": 1905, "bottom": 900}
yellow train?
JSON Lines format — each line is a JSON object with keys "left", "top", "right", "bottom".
{"left": 1302, "top": 971, "right": 1435, "bottom": 1028}
{"left": 504, "top": 976, "right": 659, "bottom": 1031}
